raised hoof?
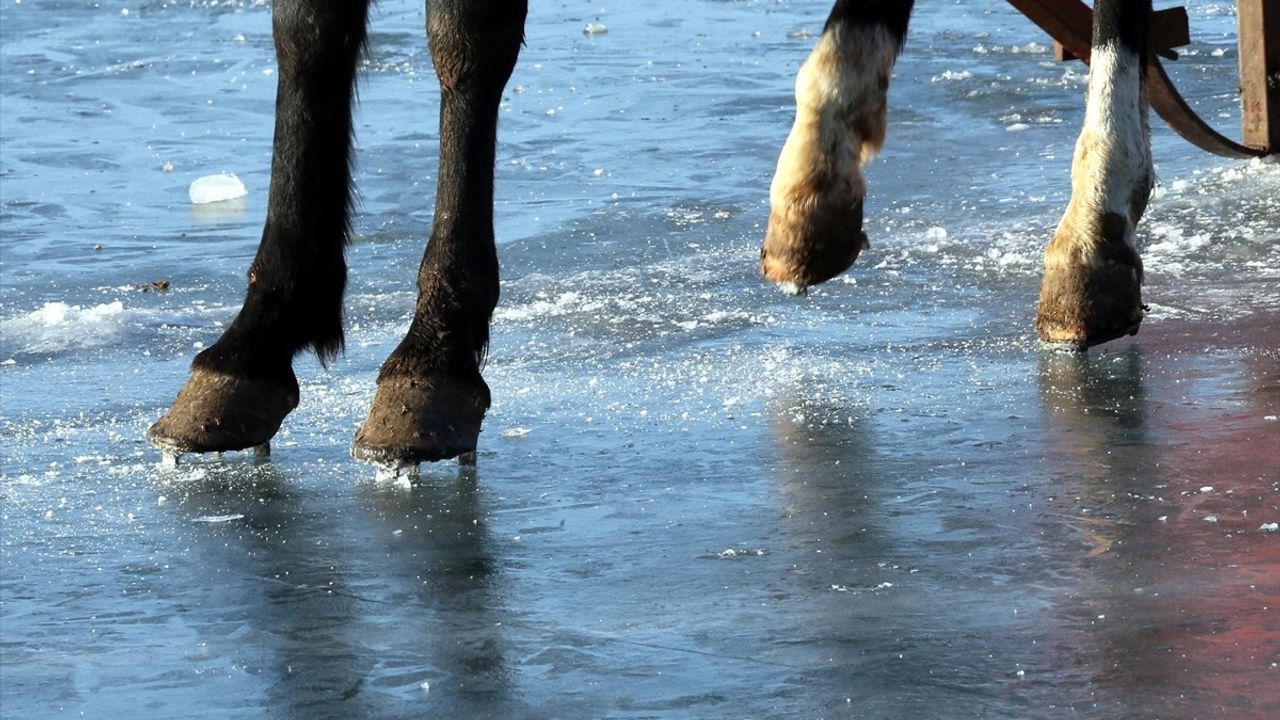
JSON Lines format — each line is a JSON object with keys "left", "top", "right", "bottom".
{"left": 351, "top": 374, "right": 488, "bottom": 466}
{"left": 148, "top": 367, "right": 299, "bottom": 455}
{"left": 1040, "top": 320, "right": 1142, "bottom": 352}
{"left": 759, "top": 203, "right": 868, "bottom": 293}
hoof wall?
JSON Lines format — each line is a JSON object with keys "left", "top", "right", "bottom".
{"left": 148, "top": 367, "right": 298, "bottom": 455}
{"left": 352, "top": 374, "right": 487, "bottom": 466}
{"left": 1040, "top": 321, "right": 1142, "bottom": 352}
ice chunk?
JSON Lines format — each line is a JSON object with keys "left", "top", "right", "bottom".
{"left": 1260, "top": 522, "right": 1278, "bottom": 533}
{"left": 189, "top": 173, "right": 247, "bottom": 205}
{"left": 583, "top": 23, "right": 607, "bottom": 36}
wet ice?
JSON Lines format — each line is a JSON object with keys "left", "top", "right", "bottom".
{"left": 2, "top": 1, "right": 1278, "bottom": 718}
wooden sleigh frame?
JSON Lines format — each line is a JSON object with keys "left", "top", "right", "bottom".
{"left": 1007, "top": 0, "right": 1279, "bottom": 158}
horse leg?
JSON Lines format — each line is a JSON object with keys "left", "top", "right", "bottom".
{"left": 1036, "top": 0, "right": 1152, "bottom": 348}
{"left": 351, "top": 0, "right": 526, "bottom": 465}
{"left": 760, "top": 0, "right": 915, "bottom": 292}
{"left": 149, "top": 0, "right": 368, "bottom": 454}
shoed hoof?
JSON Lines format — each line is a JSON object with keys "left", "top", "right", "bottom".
{"left": 148, "top": 367, "right": 299, "bottom": 455}
{"left": 1036, "top": 253, "right": 1144, "bottom": 351}
{"left": 760, "top": 200, "right": 868, "bottom": 293}
{"left": 373, "top": 461, "right": 420, "bottom": 483}
{"left": 1039, "top": 320, "right": 1142, "bottom": 352}
{"left": 351, "top": 374, "right": 489, "bottom": 466}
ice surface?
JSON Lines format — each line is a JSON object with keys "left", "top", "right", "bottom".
{"left": 188, "top": 172, "right": 248, "bottom": 205}
{"left": 1, "top": 2, "right": 1277, "bottom": 718}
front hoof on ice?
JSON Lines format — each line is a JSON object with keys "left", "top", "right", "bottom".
{"left": 1036, "top": 248, "right": 1144, "bottom": 350}
{"left": 760, "top": 199, "right": 867, "bottom": 293}
{"left": 351, "top": 374, "right": 489, "bottom": 465}
{"left": 148, "top": 367, "right": 299, "bottom": 455}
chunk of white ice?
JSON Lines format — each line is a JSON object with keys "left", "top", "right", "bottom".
{"left": 189, "top": 173, "right": 247, "bottom": 205}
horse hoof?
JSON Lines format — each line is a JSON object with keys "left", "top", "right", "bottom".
{"left": 148, "top": 367, "right": 299, "bottom": 455}
{"left": 760, "top": 203, "right": 867, "bottom": 293}
{"left": 1040, "top": 321, "right": 1142, "bottom": 352}
{"left": 351, "top": 374, "right": 488, "bottom": 465}
{"left": 1036, "top": 242, "right": 1144, "bottom": 350}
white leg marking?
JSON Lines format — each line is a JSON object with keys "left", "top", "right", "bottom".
{"left": 769, "top": 24, "right": 899, "bottom": 222}
{"left": 1059, "top": 42, "right": 1153, "bottom": 253}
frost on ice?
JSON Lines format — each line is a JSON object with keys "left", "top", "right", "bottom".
{"left": 193, "top": 514, "right": 245, "bottom": 523}
{"left": 189, "top": 173, "right": 248, "bottom": 205}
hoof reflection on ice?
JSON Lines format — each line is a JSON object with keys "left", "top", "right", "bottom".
{"left": 1037, "top": 344, "right": 1278, "bottom": 715}
{"left": 159, "top": 466, "right": 517, "bottom": 717}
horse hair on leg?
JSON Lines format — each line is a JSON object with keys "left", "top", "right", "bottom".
{"left": 1036, "top": 0, "right": 1153, "bottom": 348}
{"left": 149, "top": 0, "right": 368, "bottom": 455}
{"left": 352, "top": 0, "right": 527, "bottom": 466}
{"left": 760, "top": 0, "right": 914, "bottom": 293}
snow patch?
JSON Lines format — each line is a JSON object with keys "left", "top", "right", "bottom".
{"left": 0, "top": 301, "right": 129, "bottom": 356}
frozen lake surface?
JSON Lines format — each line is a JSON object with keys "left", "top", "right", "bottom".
{"left": 2, "top": 0, "right": 1278, "bottom": 717}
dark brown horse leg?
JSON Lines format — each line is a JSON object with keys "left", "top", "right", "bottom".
{"left": 352, "top": 0, "right": 527, "bottom": 466}
{"left": 1037, "top": 0, "right": 1153, "bottom": 348}
{"left": 760, "top": 0, "right": 914, "bottom": 293}
{"left": 149, "top": 0, "right": 368, "bottom": 456}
